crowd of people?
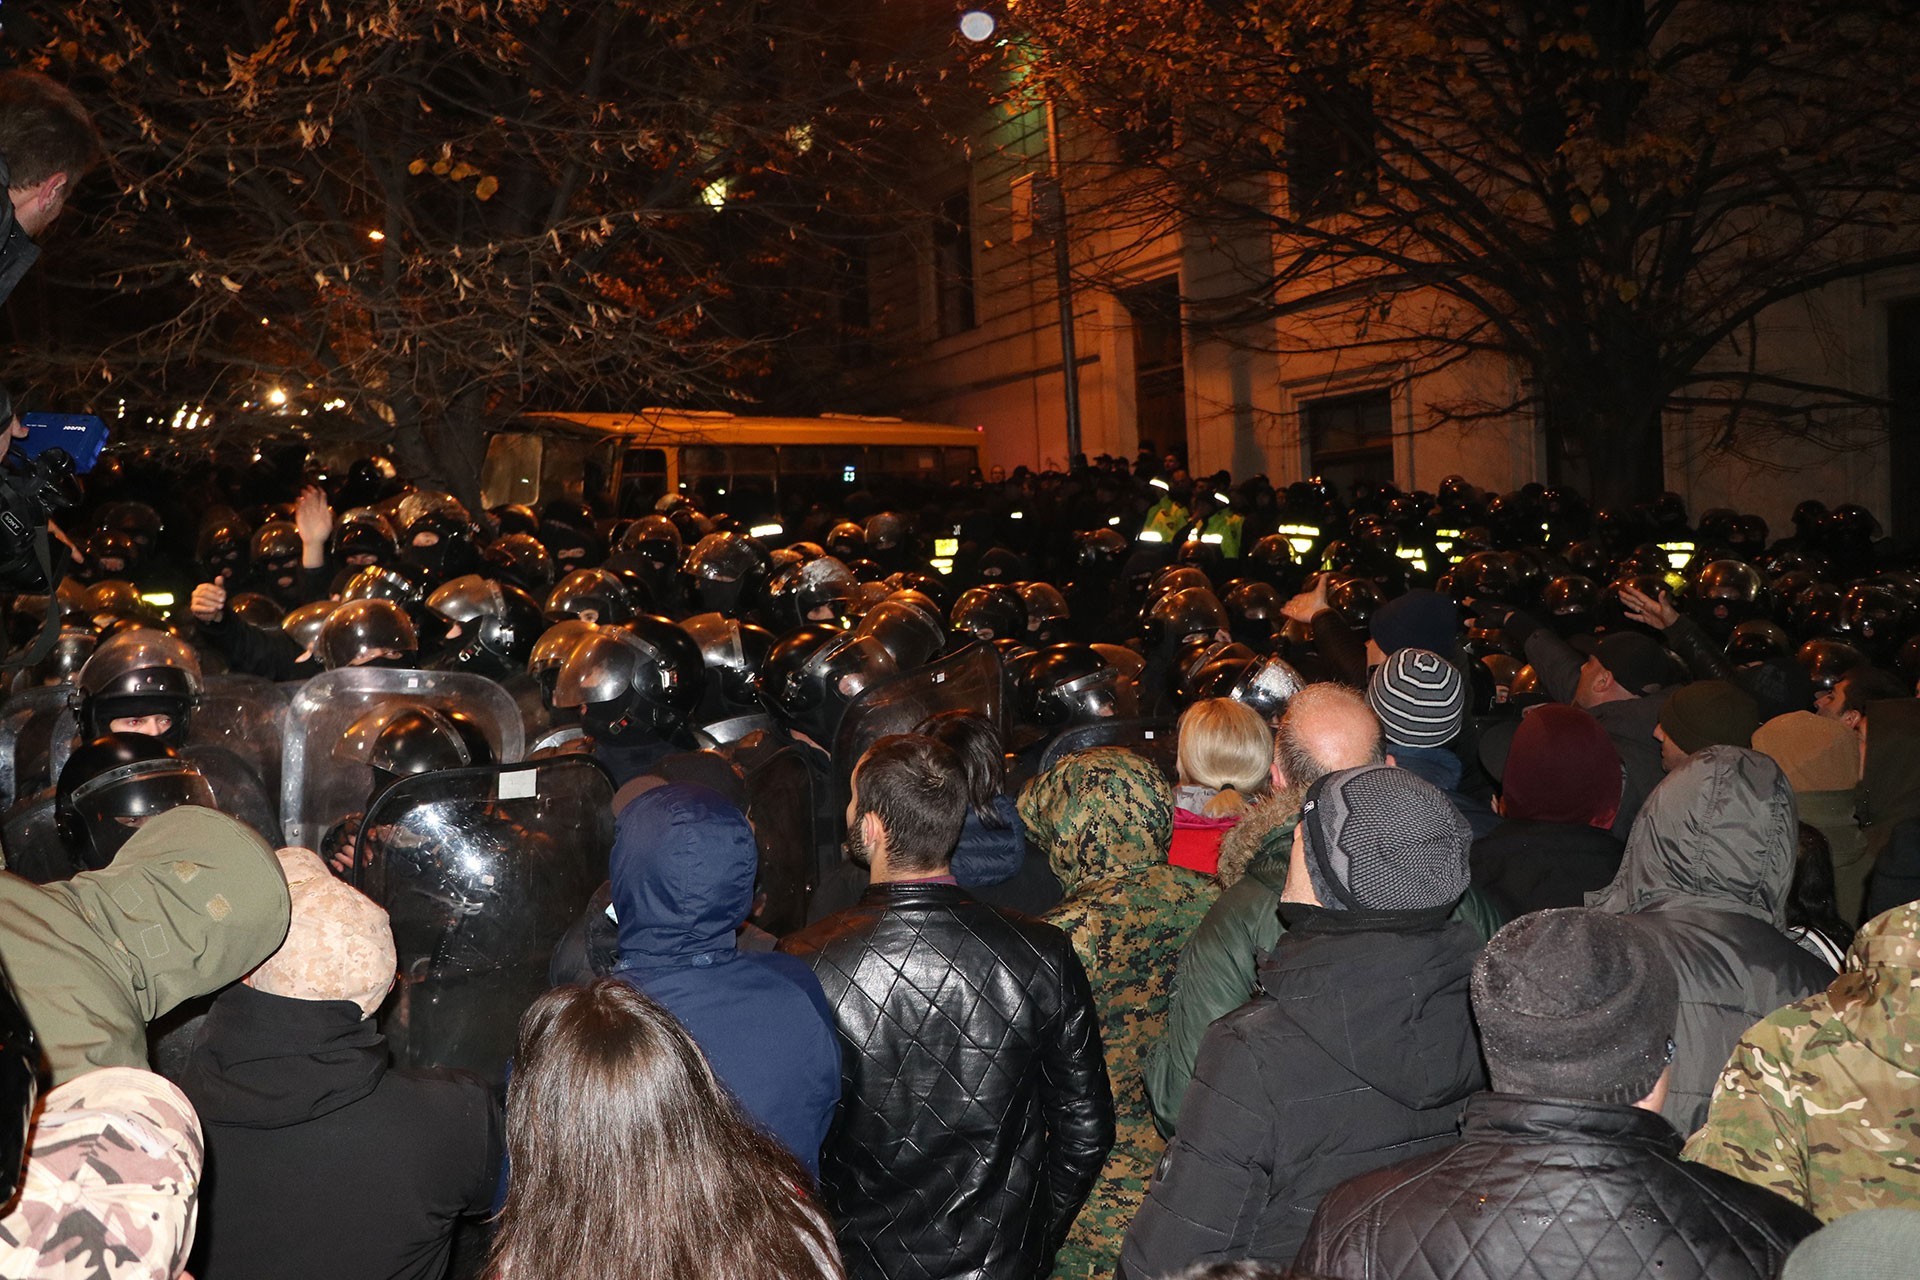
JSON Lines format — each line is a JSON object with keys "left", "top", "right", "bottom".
{"left": 2, "top": 59, "right": 1919, "bottom": 1280}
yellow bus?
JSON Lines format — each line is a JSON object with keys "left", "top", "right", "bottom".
{"left": 481, "top": 409, "right": 986, "bottom": 522}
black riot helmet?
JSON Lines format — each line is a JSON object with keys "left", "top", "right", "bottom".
{"left": 551, "top": 615, "right": 707, "bottom": 740}
{"left": 951, "top": 584, "right": 1029, "bottom": 643}
{"left": 1144, "top": 565, "right": 1213, "bottom": 612}
{"left": 545, "top": 567, "right": 637, "bottom": 627}
{"left": 23, "top": 623, "right": 97, "bottom": 689}
{"left": 1325, "top": 576, "right": 1384, "bottom": 632}
{"left": 528, "top": 618, "right": 599, "bottom": 704}
{"left": 1142, "top": 585, "right": 1230, "bottom": 650}
{"left": 73, "top": 627, "right": 204, "bottom": 745}
{"left": 427, "top": 574, "right": 546, "bottom": 676}
{"left": 1075, "top": 526, "right": 1129, "bottom": 574}
{"left": 1222, "top": 580, "right": 1282, "bottom": 648}
{"left": 767, "top": 555, "right": 862, "bottom": 629}
{"left": 489, "top": 503, "right": 541, "bottom": 537}
{"left": 0, "top": 960, "right": 36, "bottom": 1208}
{"left": 1016, "top": 581, "right": 1071, "bottom": 645}
{"left": 1687, "top": 559, "right": 1768, "bottom": 640}
{"left": 825, "top": 520, "right": 867, "bottom": 561}
{"left": 1726, "top": 619, "right": 1794, "bottom": 666}
{"left": 82, "top": 530, "right": 140, "bottom": 582}
{"left": 863, "top": 511, "right": 910, "bottom": 555}
{"left": 681, "top": 531, "right": 771, "bottom": 617}
{"left": 755, "top": 626, "right": 900, "bottom": 745}
{"left": 481, "top": 533, "right": 557, "bottom": 595}
{"left": 679, "top": 612, "right": 777, "bottom": 716}
{"left": 1542, "top": 574, "right": 1601, "bottom": 636}
{"left": 885, "top": 571, "right": 950, "bottom": 612}
{"left": 1020, "top": 643, "right": 1136, "bottom": 728}
{"left": 195, "top": 511, "right": 253, "bottom": 581}
{"left": 616, "top": 514, "right": 685, "bottom": 571}
{"left": 251, "top": 519, "right": 302, "bottom": 570}
{"left": 55, "top": 733, "right": 217, "bottom": 874}
{"left": 333, "top": 507, "right": 400, "bottom": 568}
{"left": 1226, "top": 652, "right": 1306, "bottom": 723}
{"left": 395, "top": 490, "right": 479, "bottom": 580}
{"left": 341, "top": 562, "right": 434, "bottom": 614}
{"left": 338, "top": 704, "right": 494, "bottom": 808}
{"left": 317, "top": 597, "right": 420, "bottom": 670}
{"left": 1796, "top": 637, "right": 1866, "bottom": 694}
{"left": 1832, "top": 583, "right": 1911, "bottom": 662}
{"left": 282, "top": 600, "right": 336, "bottom": 658}
{"left": 853, "top": 591, "right": 949, "bottom": 671}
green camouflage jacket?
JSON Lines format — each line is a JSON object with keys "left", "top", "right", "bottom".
{"left": 1683, "top": 899, "right": 1920, "bottom": 1219}
{"left": 1022, "top": 747, "right": 1215, "bottom": 1280}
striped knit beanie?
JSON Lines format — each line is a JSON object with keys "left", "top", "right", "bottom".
{"left": 1367, "top": 647, "right": 1466, "bottom": 748}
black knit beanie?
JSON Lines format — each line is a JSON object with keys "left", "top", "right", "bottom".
{"left": 1472, "top": 909, "right": 1678, "bottom": 1105}
{"left": 1300, "top": 764, "right": 1472, "bottom": 912}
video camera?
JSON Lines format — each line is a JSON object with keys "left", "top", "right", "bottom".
{"left": 0, "top": 445, "right": 78, "bottom": 594}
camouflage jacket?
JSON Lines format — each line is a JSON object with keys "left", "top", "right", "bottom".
{"left": 1683, "top": 900, "right": 1920, "bottom": 1219}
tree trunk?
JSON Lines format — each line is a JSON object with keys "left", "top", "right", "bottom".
{"left": 1542, "top": 381, "right": 1665, "bottom": 510}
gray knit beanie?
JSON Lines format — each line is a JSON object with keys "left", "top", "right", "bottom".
{"left": 1367, "top": 648, "right": 1466, "bottom": 748}
{"left": 1472, "top": 909, "right": 1678, "bottom": 1105}
{"left": 1300, "top": 764, "right": 1471, "bottom": 912}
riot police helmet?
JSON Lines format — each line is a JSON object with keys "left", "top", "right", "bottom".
{"left": 1016, "top": 581, "right": 1071, "bottom": 644}
{"left": 428, "top": 574, "right": 546, "bottom": 675}
{"left": 679, "top": 612, "right": 777, "bottom": 714}
{"left": 317, "top": 598, "right": 420, "bottom": 670}
{"left": 55, "top": 733, "right": 216, "bottom": 873}
{"left": 73, "top": 627, "right": 204, "bottom": 744}
{"left": 1796, "top": 637, "right": 1866, "bottom": 694}
{"left": 616, "top": 514, "right": 684, "bottom": 570}
{"left": 1227, "top": 652, "right": 1306, "bottom": 723}
{"left": 951, "top": 584, "right": 1029, "bottom": 642}
{"left": 544, "top": 567, "right": 637, "bottom": 627}
{"left": 767, "top": 555, "right": 862, "bottom": 629}
{"left": 825, "top": 520, "right": 867, "bottom": 561}
{"left": 1020, "top": 642, "right": 1135, "bottom": 728}
{"left": 551, "top": 615, "right": 707, "bottom": 740}
{"left": 852, "top": 591, "right": 949, "bottom": 671}
{"left": 755, "top": 626, "right": 899, "bottom": 745}
{"left": 681, "top": 531, "right": 771, "bottom": 616}
{"left": 282, "top": 600, "right": 336, "bottom": 658}
{"left": 1142, "top": 585, "right": 1230, "bottom": 649}
{"left": 1075, "top": 527, "right": 1128, "bottom": 572}
{"left": 481, "top": 533, "right": 556, "bottom": 595}
{"left": 333, "top": 507, "right": 400, "bottom": 567}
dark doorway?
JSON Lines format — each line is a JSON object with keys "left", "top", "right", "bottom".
{"left": 1124, "top": 277, "right": 1187, "bottom": 460}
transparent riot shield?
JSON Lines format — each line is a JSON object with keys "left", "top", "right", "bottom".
{"left": 194, "top": 675, "right": 291, "bottom": 802}
{"left": 0, "top": 686, "right": 78, "bottom": 814}
{"left": 740, "top": 746, "right": 817, "bottom": 936}
{"left": 352, "top": 755, "right": 613, "bottom": 1083}
{"left": 1038, "top": 716, "right": 1180, "bottom": 784}
{"left": 500, "top": 672, "right": 556, "bottom": 756}
{"left": 0, "top": 793, "right": 65, "bottom": 883}
{"left": 182, "top": 745, "right": 284, "bottom": 848}
{"left": 280, "top": 668, "right": 525, "bottom": 854}
{"left": 831, "top": 641, "right": 1007, "bottom": 789}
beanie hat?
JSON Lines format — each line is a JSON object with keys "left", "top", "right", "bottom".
{"left": 1782, "top": 1208, "right": 1920, "bottom": 1280}
{"left": 247, "top": 847, "right": 396, "bottom": 1017}
{"left": 1369, "top": 589, "right": 1459, "bottom": 657}
{"left": 1366, "top": 648, "right": 1466, "bottom": 748}
{"left": 1658, "top": 679, "right": 1761, "bottom": 754}
{"left": 1753, "top": 710, "right": 1859, "bottom": 793}
{"left": 1472, "top": 909, "right": 1677, "bottom": 1105}
{"left": 1300, "top": 764, "right": 1471, "bottom": 911}
{"left": 0, "top": 1067, "right": 203, "bottom": 1280}
{"left": 1499, "top": 704, "right": 1622, "bottom": 830}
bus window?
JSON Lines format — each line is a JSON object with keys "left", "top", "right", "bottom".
{"left": 943, "top": 446, "right": 979, "bottom": 479}
{"left": 538, "top": 436, "right": 600, "bottom": 508}
{"left": 481, "top": 433, "right": 542, "bottom": 508}
{"left": 875, "top": 445, "right": 941, "bottom": 476}
{"left": 619, "top": 448, "right": 668, "bottom": 516}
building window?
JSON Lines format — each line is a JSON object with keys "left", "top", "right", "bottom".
{"left": 934, "top": 188, "right": 976, "bottom": 338}
{"left": 1286, "top": 67, "right": 1378, "bottom": 217}
{"left": 1123, "top": 277, "right": 1187, "bottom": 457}
{"left": 1303, "top": 387, "right": 1394, "bottom": 497}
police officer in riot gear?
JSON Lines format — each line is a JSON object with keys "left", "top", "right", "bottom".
{"left": 425, "top": 575, "right": 545, "bottom": 679}
{"left": 33, "top": 733, "right": 218, "bottom": 882}
{"left": 73, "top": 627, "right": 204, "bottom": 746}
{"left": 549, "top": 615, "right": 707, "bottom": 784}
{"left": 316, "top": 598, "right": 420, "bottom": 671}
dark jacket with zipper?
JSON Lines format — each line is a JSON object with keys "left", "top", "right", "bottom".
{"left": 1119, "top": 904, "right": 1486, "bottom": 1276}
{"left": 1297, "top": 1093, "right": 1818, "bottom": 1280}
{"left": 180, "top": 984, "right": 501, "bottom": 1280}
{"left": 780, "top": 881, "right": 1114, "bottom": 1280}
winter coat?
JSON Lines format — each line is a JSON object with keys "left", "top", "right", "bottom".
{"left": 610, "top": 783, "right": 840, "bottom": 1176}
{"left": 181, "top": 985, "right": 501, "bottom": 1280}
{"left": 1024, "top": 748, "right": 1213, "bottom": 1279}
{"left": 1146, "top": 798, "right": 1504, "bottom": 1135}
{"left": 1118, "top": 905, "right": 1487, "bottom": 1276}
{"left": 1388, "top": 743, "right": 1499, "bottom": 838}
{"left": 1684, "top": 899, "right": 1920, "bottom": 1220}
{"left": 0, "top": 806, "right": 290, "bottom": 1085}
{"left": 1861, "top": 700, "right": 1920, "bottom": 916}
{"left": 1588, "top": 747, "right": 1835, "bottom": 1136}
{"left": 780, "top": 883, "right": 1114, "bottom": 1280}
{"left": 1469, "top": 817, "right": 1626, "bottom": 919}
{"left": 1169, "top": 805, "right": 1240, "bottom": 877}
{"left": 1795, "top": 787, "right": 1870, "bottom": 925}
{"left": 951, "top": 794, "right": 1065, "bottom": 916}
{"left": 0, "top": 155, "right": 42, "bottom": 307}
{"left": 1298, "top": 1093, "right": 1818, "bottom": 1280}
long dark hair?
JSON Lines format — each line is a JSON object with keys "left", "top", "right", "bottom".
{"left": 917, "top": 709, "right": 1009, "bottom": 829}
{"left": 489, "top": 981, "right": 843, "bottom": 1280}
{"left": 1787, "top": 821, "right": 1855, "bottom": 952}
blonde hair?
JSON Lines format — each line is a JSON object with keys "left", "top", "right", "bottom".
{"left": 1176, "top": 699, "right": 1273, "bottom": 817}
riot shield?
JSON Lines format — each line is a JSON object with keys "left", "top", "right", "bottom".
{"left": 501, "top": 672, "right": 556, "bottom": 753}
{"left": 0, "top": 792, "right": 65, "bottom": 883}
{"left": 739, "top": 746, "right": 817, "bottom": 936}
{"left": 181, "top": 745, "right": 284, "bottom": 847}
{"left": 831, "top": 641, "right": 1007, "bottom": 788}
{"left": 194, "top": 675, "right": 290, "bottom": 801}
{"left": 352, "top": 755, "right": 612, "bottom": 1083}
{"left": 1038, "top": 716, "right": 1180, "bottom": 783}
{"left": 0, "top": 686, "right": 78, "bottom": 814}
{"left": 280, "top": 668, "right": 525, "bottom": 853}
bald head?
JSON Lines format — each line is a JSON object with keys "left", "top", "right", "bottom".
{"left": 1275, "top": 683, "right": 1386, "bottom": 795}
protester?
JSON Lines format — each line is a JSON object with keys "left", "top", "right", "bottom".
{"left": 1754, "top": 710, "right": 1869, "bottom": 922}
{"left": 1470, "top": 703, "right": 1625, "bottom": 916}
{"left": 0, "top": 70, "right": 101, "bottom": 305}
{"left": 1779, "top": 1208, "right": 1920, "bottom": 1280}
{"left": 1367, "top": 647, "right": 1495, "bottom": 835}
{"left": 1587, "top": 747, "right": 1835, "bottom": 1134}
{"left": 1020, "top": 745, "right": 1208, "bottom": 1278}
{"left": 781, "top": 734, "right": 1114, "bottom": 1280}
{"left": 1655, "top": 678, "right": 1761, "bottom": 769}
{"left": 489, "top": 980, "right": 845, "bottom": 1280}
{"left": 181, "top": 847, "right": 500, "bottom": 1280}
{"left": 918, "top": 708, "right": 1063, "bottom": 914}
{"left": 1297, "top": 909, "right": 1818, "bottom": 1279}
{"left": 1170, "top": 697, "right": 1271, "bottom": 875}
{"left": 1120, "top": 765, "right": 1486, "bottom": 1275}
{"left": 0, "top": 1067, "right": 204, "bottom": 1280}
{"left": 1859, "top": 698, "right": 1920, "bottom": 918}
{"left": 1684, "top": 899, "right": 1920, "bottom": 1219}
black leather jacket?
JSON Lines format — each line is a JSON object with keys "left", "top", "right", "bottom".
{"left": 780, "top": 882, "right": 1114, "bottom": 1280}
{"left": 1298, "top": 1093, "right": 1819, "bottom": 1280}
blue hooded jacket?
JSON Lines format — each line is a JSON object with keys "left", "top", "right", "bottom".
{"left": 609, "top": 783, "right": 841, "bottom": 1176}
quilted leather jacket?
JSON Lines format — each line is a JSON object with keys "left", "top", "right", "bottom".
{"left": 780, "top": 882, "right": 1114, "bottom": 1280}
{"left": 1297, "top": 1094, "right": 1819, "bottom": 1279}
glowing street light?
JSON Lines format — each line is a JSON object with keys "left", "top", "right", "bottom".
{"left": 959, "top": 10, "right": 997, "bottom": 41}
{"left": 367, "top": 228, "right": 386, "bottom": 242}
{"left": 266, "top": 388, "right": 288, "bottom": 407}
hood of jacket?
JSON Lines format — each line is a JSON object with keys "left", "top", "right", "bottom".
{"left": 1261, "top": 907, "right": 1485, "bottom": 1110}
{"left": 610, "top": 783, "right": 755, "bottom": 969}
{"left": 181, "top": 982, "right": 385, "bottom": 1128}
{"left": 1215, "top": 790, "right": 1302, "bottom": 888}
{"left": 1827, "top": 898, "right": 1920, "bottom": 1076}
{"left": 1861, "top": 698, "right": 1920, "bottom": 830}
{"left": 1018, "top": 746, "right": 1172, "bottom": 895}
{"left": 1587, "top": 745, "right": 1797, "bottom": 927}
{"left": 1388, "top": 743, "right": 1465, "bottom": 792}
{"left": 950, "top": 794, "right": 1027, "bottom": 888}
{"left": 52, "top": 806, "right": 291, "bottom": 1021}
